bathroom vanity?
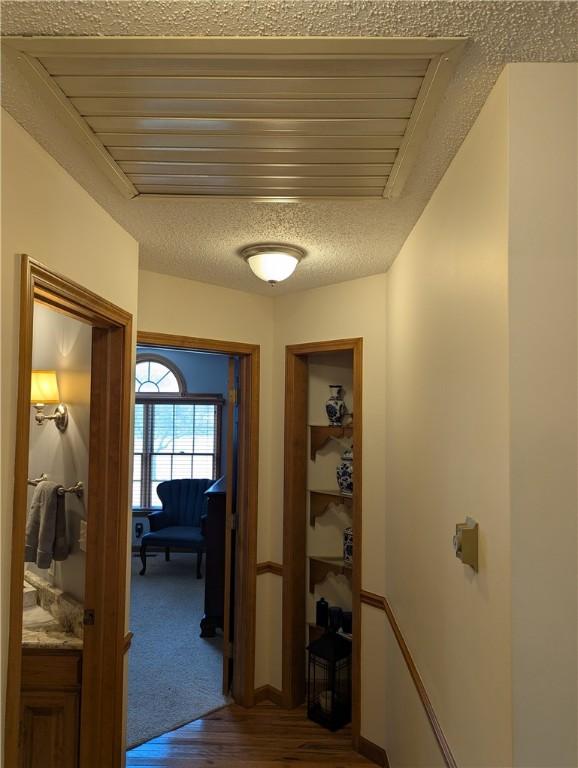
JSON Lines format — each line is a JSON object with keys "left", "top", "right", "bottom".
{"left": 20, "top": 573, "right": 84, "bottom": 768}
{"left": 20, "top": 648, "right": 82, "bottom": 768}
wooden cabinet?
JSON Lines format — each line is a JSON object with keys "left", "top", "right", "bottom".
{"left": 20, "top": 649, "right": 81, "bottom": 768}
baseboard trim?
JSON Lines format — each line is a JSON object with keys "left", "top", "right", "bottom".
{"left": 360, "top": 590, "right": 457, "bottom": 768}
{"left": 256, "top": 561, "right": 283, "bottom": 576}
{"left": 358, "top": 735, "right": 389, "bottom": 767}
{"left": 254, "top": 684, "right": 284, "bottom": 705}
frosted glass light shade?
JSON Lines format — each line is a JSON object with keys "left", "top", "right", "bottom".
{"left": 241, "top": 244, "right": 305, "bottom": 285}
{"left": 30, "top": 370, "right": 60, "bottom": 404}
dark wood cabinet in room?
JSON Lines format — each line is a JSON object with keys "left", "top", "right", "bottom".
{"left": 20, "top": 649, "right": 81, "bottom": 768}
{"left": 200, "top": 476, "right": 228, "bottom": 638}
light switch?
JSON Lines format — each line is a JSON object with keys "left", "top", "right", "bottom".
{"left": 453, "top": 517, "right": 478, "bottom": 571}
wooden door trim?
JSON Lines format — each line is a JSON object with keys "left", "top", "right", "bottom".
{"left": 136, "top": 331, "right": 259, "bottom": 708}
{"left": 281, "top": 337, "right": 363, "bottom": 749}
{"left": 5, "top": 255, "right": 133, "bottom": 768}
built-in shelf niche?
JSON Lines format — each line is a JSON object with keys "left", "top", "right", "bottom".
{"left": 306, "top": 350, "right": 354, "bottom": 640}
{"left": 282, "top": 338, "right": 361, "bottom": 720}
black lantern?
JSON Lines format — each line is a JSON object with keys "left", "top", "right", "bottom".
{"left": 306, "top": 631, "right": 352, "bottom": 731}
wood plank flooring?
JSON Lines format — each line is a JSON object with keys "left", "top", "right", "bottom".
{"left": 126, "top": 703, "right": 374, "bottom": 767}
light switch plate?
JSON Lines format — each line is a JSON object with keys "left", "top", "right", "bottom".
{"left": 453, "top": 517, "right": 478, "bottom": 571}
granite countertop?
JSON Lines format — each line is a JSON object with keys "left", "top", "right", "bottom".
{"left": 22, "top": 605, "right": 83, "bottom": 650}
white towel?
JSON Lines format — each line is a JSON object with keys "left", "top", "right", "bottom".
{"left": 25, "top": 480, "right": 68, "bottom": 568}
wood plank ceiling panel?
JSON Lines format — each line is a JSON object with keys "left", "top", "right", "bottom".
{"left": 85, "top": 116, "right": 411, "bottom": 135}
{"left": 71, "top": 97, "right": 416, "bottom": 119}
{"left": 120, "top": 162, "right": 393, "bottom": 177}
{"left": 40, "top": 56, "right": 431, "bottom": 78}
{"left": 111, "top": 148, "right": 398, "bottom": 163}
{"left": 95, "top": 133, "right": 404, "bottom": 149}
{"left": 56, "top": 75, "right": 424, "bottom": 99}
{"left": 136, "top": 185, "right": 384, "bottom": 196}
{"left": 4, "top": 37, "right": 465, "bottom": 199}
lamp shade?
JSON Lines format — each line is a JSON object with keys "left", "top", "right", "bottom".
{"left": 30, "top": 370, "right": 60, "bottom": 404}
{"left": 241, "top": 244, "right": 305, "bottom": 285}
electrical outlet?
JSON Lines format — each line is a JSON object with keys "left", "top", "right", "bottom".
{"left": 135, "top": 522, "right": 144, "bottom": 539}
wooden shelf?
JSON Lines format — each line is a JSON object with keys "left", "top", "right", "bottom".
{"left": 309, "top": 425, "right": 353, "bottom": 460}
{"left": 307, "top": 623, "right": 353, "bottom": 644}
{"left": 308, "top": 622, "right": 325, "bottom": 644}
{"left": 308, "top": 556, "right": 352, "bottom": 593}
{"left": 309, "top": 490, "right": 353, "bottom": 526}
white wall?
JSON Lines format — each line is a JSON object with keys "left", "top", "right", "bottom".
{"left": 0, "top": 110, "right": 139, "bottom": 757}
{"left": 26, "top": 303, "right": 92, "bottom": 602}
{"left": 508, "top": 64, "right": 577, "bottom": 767}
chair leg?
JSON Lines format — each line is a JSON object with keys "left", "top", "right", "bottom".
{"left": 197, "top": 550, "right": 203, "bottom": 579}
{"left": 165, "top": 547, "right": 170, "bottom": 562}
{"left": 139, "top": 542, "right": 147, "bottom": 575}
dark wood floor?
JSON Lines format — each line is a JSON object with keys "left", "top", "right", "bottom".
{"left": 126, "top": 702, "right": 373, "bottom": 767}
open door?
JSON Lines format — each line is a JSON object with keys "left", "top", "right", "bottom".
{"left": 222, "top": 356, "right": 238, "bottom": 693}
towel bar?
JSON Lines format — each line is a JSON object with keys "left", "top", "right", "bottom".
{"left": 27, "top": 473, "right": 84, "bottom": 498}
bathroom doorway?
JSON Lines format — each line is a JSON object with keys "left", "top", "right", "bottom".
{"left": 5, "top": 256, "right": 133, "bottom": 768}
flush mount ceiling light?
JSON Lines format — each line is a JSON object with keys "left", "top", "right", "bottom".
{"left": 241, "top": 244, "right": 305, "bottom": 286}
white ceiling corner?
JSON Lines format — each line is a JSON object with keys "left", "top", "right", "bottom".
{"left": 1, "top": 1, "right": 576, "bottom": 295}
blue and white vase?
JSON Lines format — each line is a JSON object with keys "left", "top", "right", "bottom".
{"left": 325, "top": 384, "right": 346, "bottom": 426}
{"left": 336, "top": 446, "right": 353, "bottom": 496}
{"left": 343, "top": 527, "right": 353, "bottom": 565}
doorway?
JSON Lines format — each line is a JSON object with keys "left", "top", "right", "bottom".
{"left": 127, "top": 331, "right": 259, "bottom": 748}
{"left": 128, "top": 345, "right": 234, "bottom": 745}
{"left": 5, "top": 256, "right": 133, "bottom": 768}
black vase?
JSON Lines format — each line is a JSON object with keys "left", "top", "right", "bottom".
{"left": 316, "top": 597, "right": 329, "bottom": 628}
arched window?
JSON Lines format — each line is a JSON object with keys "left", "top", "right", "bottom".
{"left": 133, "top": 355, "right": 223, "bottom": 509}
{"left": 135, "top": 357, "right": 183, "bottom": 394}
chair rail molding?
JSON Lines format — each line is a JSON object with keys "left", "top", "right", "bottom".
{"left": 360, "top": 590, "right": 457, "bottom": 768}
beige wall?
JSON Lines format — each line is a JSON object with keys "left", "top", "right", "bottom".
{"left": 508, "top": 64, "right": 577, "bottom": 767}
{"left": 386, "top": 63, "right": 578, "bottom": 767}
{"left": 0, "top": 110, "right": 139, "bottom": 756}
{"left": 136, "top": 269, "right": 275, "bottom": 687}
{"left": 386, "top": 72, "right": 511, "bottom": 765}
{"left": 273, "top": 274, "right": 388, "bottom": 746}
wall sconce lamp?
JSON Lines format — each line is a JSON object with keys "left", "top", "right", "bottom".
{"left": 240, "top": 243, "right": 305, "bottom": 285}
{"left": 30, "top": 370, "right": 68, "bottom": 432}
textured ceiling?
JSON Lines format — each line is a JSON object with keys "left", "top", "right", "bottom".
{"left": 1, "top": 1, "right": 576, "bottom": 295}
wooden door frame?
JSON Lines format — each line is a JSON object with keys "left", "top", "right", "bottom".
{"left": 136, "top": 330, "right": 259, "bottom": 708}
{"left": 282, "top": 338, "right": 363, "bottom": 748}
{"left": 5, "top": 256, "right": 133, "bottom": 767}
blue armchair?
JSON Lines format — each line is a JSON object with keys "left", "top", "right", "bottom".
{"left": 139, "top": 478, "right": 214, "bottom": 578}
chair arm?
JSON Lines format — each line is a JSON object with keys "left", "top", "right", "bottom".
{"left": 147, "top": 510, "right": 170, "bottom": 532}
{"left": 200, "top": 512, "right": 208, "bottom": 537}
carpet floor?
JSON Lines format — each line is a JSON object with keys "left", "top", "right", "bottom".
{"left": 127, "top": 551, "right": 229, "bottom": 748}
